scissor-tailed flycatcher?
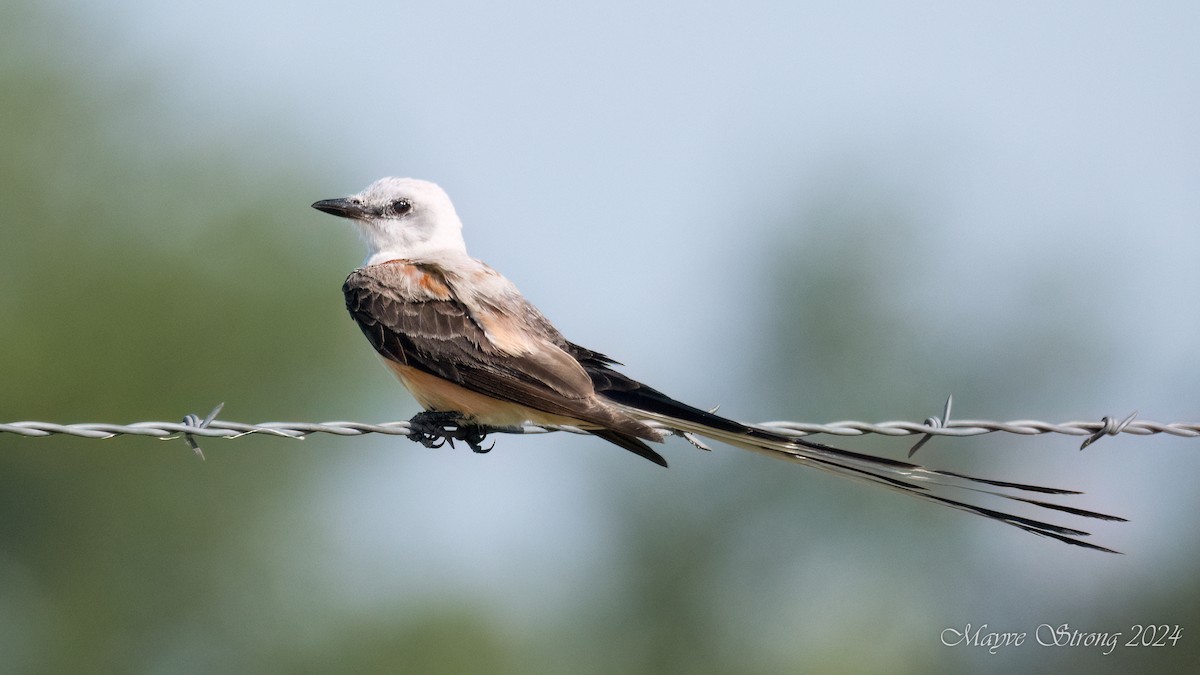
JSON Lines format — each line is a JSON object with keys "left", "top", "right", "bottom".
{"left": 313, "top": 177, "right": 1123, "bottom": 552}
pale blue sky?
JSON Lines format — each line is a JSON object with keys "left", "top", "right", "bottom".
{"left": 67, "top": 0, "right": 1198, "bottom": 405}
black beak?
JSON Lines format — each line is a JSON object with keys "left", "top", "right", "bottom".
{"left": 311, "top": 197, "right": 370, "bottom": 220}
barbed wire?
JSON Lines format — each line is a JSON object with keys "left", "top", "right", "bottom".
{"left": 2, "top": 401, "right": 1196, "bottom": 455}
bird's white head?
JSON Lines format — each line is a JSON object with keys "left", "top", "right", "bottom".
{"left": 312, "top": 177, "right": 468, "bottom": 266}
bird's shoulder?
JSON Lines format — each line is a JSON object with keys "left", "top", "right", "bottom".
{"left": 343, "top": 258, "right": 456, "bottom": 303}
{"left": 343, "top": 258, "right": 566, "bottom": 357}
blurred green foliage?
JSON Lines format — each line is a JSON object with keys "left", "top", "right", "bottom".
{"left": 0, "top": 3, "right": 383, "bottom": 672}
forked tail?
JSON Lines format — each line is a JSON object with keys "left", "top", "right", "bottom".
{"left": 637, "top": 407, "right": 1125, "bottom": 553}
{"left": 579, "top": 349, "right": 1125, "bottom": 553}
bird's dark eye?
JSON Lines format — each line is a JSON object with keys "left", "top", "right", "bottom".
{"left": 389, "top": 199, "right": 412, "bottom": 215}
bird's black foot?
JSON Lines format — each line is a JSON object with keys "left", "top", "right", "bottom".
{"left": 407, "top": 411, "right": 497, "bottom": 454}
{"left": 458, "top": 424, "right": 496, "bottom": 454}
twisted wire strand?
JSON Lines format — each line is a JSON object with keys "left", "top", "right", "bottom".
{"left": 2, "top": 413, "right": 1197, "bottom": 447}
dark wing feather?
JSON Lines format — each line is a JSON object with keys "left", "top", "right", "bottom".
{"left": 568, "top": 341, "right": 762, "bottom": 437}
{"left": 343, "top": 267, "right": 664, "bottom": 463}
{"left": 344, "top": 267, "right": 587, "bottom": 407}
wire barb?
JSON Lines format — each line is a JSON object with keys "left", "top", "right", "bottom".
{"left": 909, "top": 395, "right": 953, "bottom": 457}
{"left": 171, "top": 402, "right": 224, "bottom": 460}
{"left": 1080, "top": 411, "right": 1139, "bottom": 451}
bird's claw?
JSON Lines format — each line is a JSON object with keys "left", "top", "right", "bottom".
{"left": 460, "top": 425, "right": 495, "bottom": 454}
{"left": 407, "top": 411, "right": 496, "bottom": 454}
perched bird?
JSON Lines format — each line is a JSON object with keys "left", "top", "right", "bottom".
{"left": 313, "top": 177, "right": 1123, "bottom": 552}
